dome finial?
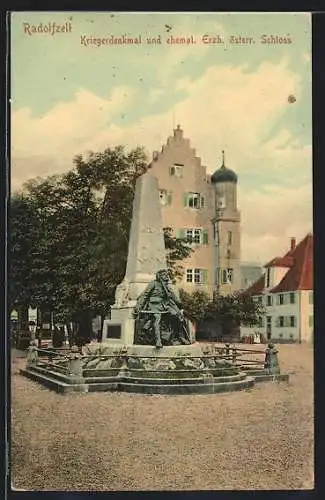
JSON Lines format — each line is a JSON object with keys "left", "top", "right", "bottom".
{"left": 221, "top": 150, "right": 225, "bottom": 167}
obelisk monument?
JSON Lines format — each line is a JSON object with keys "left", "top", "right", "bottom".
{"left": 102, "top": 171, "right": 167, "bottom": 344}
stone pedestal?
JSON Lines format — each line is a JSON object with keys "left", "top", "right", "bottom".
{"left": 102, "top": 307, "right": 135, "bottom": 345}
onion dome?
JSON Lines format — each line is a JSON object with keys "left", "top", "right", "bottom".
{"left": 211, "top": 150, "right": 238, "bottom": 184}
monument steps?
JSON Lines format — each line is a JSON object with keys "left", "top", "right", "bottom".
{"left": 19, "top": 368, "right": 88, "bottom": 393}
{"left": 118, "top": 376, "right": 255, "bottom": 395}
{"left": 20, "top": 365, "right": 257, "bottom": 394}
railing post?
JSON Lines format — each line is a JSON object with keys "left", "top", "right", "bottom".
{"left": 232, "top": 346, "right": 237, "bottom": 364}
{"left": 68, "top": 345, "right": 84, "bottom": 382}
{"left": 26, "top": 340, "right": 38, "bottom": 367}
{"left": 264, "top": 343, "right": 280, "bottom": 374}
{"left": 225, "top": 343, "right": 230, "bottom": 360}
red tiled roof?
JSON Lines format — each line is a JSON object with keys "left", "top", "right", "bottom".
{"left": 271, "top": 233, "right": 313, "bottom": 292}
{"left": 264, "top": 255, "right": 294, "bottom": 268}
{"left": 245, "top": 233, "right": 313, "bottom": 295}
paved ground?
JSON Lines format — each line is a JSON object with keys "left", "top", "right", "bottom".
{"left": 11, "top": 343, "right": 314, "bottom": 491}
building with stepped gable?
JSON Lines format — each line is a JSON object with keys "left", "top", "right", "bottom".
{"left": 146, "top": 124, "right": 241, "bottom": 296}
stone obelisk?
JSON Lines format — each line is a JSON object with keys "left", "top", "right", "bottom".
{"left": 102, "top": 171, "right": 167, "bottom": 345}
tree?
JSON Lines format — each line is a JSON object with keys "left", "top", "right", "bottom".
{"left": 209, "top": 291, "right": 266, "bottom": 327}
{"left": 202, "top": 291, "right": 266, "bottom": 340}
{"left": 10, "top": 145, "right": 193, "bottom": 345}
{"left": 179, "top": 289, "right": 211, "bottom": 327}
{"left": 9, "top": 194, "right": 44, "bottom": 330}
{"left": 163, "top": 227, "right": 193, "bottom": 283}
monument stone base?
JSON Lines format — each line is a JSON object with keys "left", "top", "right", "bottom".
{"left": 101, "top": 307, "right": 135, "bottom": 345}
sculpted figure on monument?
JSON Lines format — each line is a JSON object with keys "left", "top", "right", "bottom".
{"left": 134, "top": 269, "right": 191, "bottom": 348}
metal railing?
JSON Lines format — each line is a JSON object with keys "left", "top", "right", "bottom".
{"left": 25, "top": 342, "right": 277, "bottom": 379}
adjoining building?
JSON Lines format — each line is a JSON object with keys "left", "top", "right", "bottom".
{"left": 240, "top": 262, "right": 264, "bottom": 290}
{"left": 241, "top": 234, "right": 313, "bottom": 343}
{"left": 147, "top": 125, "right": 241, "bottom": 296}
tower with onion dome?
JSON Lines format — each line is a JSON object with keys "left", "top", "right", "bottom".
{"left": 211, "top": 150, "right": 241, "bottom": 295}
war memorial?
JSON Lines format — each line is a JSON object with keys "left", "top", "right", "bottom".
{"left": 20, "top": 172, "right": 289, "bottom": 394}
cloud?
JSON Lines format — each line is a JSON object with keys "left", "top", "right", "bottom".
{"left": 11, "top": 58, "right": 312, "bottom": 262}
{"left": 239, "top": 183, "right": 312, "bottom": 264}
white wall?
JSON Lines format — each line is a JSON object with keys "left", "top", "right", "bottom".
{"left": 240, "top": 290, "right": 313, "bottom": 343}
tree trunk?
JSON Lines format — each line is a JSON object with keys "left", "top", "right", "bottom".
{"left": 18, "top": 305, "right": 29, "bottom": 331}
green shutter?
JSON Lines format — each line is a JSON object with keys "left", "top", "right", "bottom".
{"left": 202, "top": 229, "right": 209, "bottom": 244}
{"left": 178, "top": 228, "right": 186, "bottom": 238}
{"left": 183, "top": 194, "right": 188, "bottom": 207}
{"left": 200, "top": 196, "right": 205, "bottom": 208}
{"left": 202, "top": 269, "right": 208, "bottom": 284}
{"left": 167, "top": 191, "right": 173, "bottom": 205}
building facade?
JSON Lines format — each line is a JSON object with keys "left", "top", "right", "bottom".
{"left": 241, "top": 234, "right": 313, "bottom": 343}
{"left": 147, "top": 125, "right": 241, "bottom": 296}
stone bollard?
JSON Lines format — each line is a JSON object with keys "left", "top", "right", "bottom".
{"left": 26, "top": 340, "right": 38, "bottom": 367}
{"left": 68, "top": 345, "right": 84, "bottom": 382}
{"left": 264, "top": 343, "right": 280, "bottom": 375}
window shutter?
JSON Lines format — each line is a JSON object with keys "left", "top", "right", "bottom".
{"left": 203, "top": 229, "right": 209, "bottom": 244}
{"left": 167, "top": 191, "right": 173, "bottom": 205}
{"left": 183, "top": 194, "right": 188, "bottom": 207}
{"left": 202, "top": 269, "right": 208, "bottom": 284}
{"left": 200, "top": 196, "right": 205, "bottom": 208}
{"left": 178, "top": 228, "right": 185, "bottom": 239}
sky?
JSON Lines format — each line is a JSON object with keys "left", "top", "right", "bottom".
{"left": 10, "top": 12, "right": 312, "bottom": 264}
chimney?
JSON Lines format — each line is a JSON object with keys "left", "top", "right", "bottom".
{"left": 290, "top": 237, "right": 296, "bottom": 252}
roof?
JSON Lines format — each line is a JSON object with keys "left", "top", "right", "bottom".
{"left": 211, "top": 165, "right": 238, "bottom": 184}
{"left": 264, "top": 255, "right": 294, "bottom": 268}
{"left": 272, "top": 233, "right": 313, "bottom": 292}
{"left": 211, "top": 151, "right": 238, "bottom": 184}
{"left": 246, "top": 233, "right": 313, "bottom": 295}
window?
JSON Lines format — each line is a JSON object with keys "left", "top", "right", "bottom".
{"left": 289, "top": 292, "right": 295, "bottom": 304}
{"left": 186, "top": 269, "right": 207, "bottom": 284}
{"left": 276, "top": 293, "right": 284, "bottom": 305}
{"left": 181, "top": 228, "right": 208, "bottom": 244}
{"left": 278, "top": 316, "right": 284, "bottom": 327}
{"left": 159, "top": 189, "right": 172, "bottom": 206}
{"left": 221, "top": 268, "right": 233, "bottom": 284}
{"left": 227, "top": 231, "right": 232, "bottom": 245}
{"left": 216, "top": 197, "right": 225, "bottom": 209}
{"left": 265, "top": 268, "right": 271, "bottom": 288}
{"left": 309, "top": 292, "right": 313, "bottom": 304}
{"left": 186, "top": 269, "right": 193, "bottom": 283}
{"left": 186, "top": 228, "right": 202, "bottom": 244}
{"left": 226, "top": 249, "right": 231, "bottom": 259}
{"left": 279, "top": 333, "right": 283, "bottom": 339}
{"left": 169, "top": 164, "right": 183, "bottom": 177}
{"left": 267, "top": 295, "right": 273, "bottom": 306}
{"left": 184, "top": 192, "right": 205, "bottom": 209}
{"left": 289, "top": 316, "right": 296, "bottom": 327}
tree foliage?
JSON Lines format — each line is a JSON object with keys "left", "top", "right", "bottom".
{"left": 10, "top": 145, "right": 193, "bottom": 342}
{"left": 179, "top": 288, "right": 265, "bottom": 339}
{"left": 179, "top": 289, "right": 211, "bottom": 325}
